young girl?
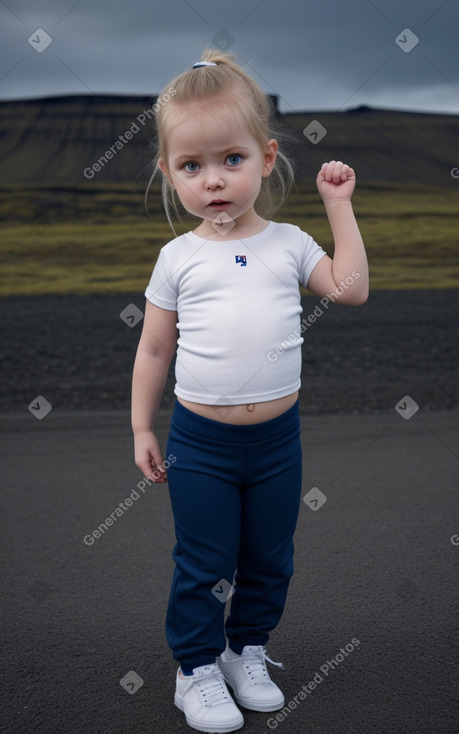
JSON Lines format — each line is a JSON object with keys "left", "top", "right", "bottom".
{"left": 132, "top": 48, "right": 368, "bottom": 733}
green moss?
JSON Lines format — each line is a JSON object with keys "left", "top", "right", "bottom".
{"left": 0, "top": 182, "right": 457, "bottom": 296}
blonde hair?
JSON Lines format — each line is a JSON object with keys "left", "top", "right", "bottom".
{"left": 146, "top": 48, "right": 295, "bottom": 234}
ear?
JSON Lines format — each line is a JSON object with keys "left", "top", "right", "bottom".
{"left": 158, "top": 157, "right": 174, "bottom": 187}
{"left": 262, "top": 139, "right": 278, "bottom": 178}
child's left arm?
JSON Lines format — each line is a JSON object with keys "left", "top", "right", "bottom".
{"left": 307, "top": 161, "right": 369, "bottom": 305}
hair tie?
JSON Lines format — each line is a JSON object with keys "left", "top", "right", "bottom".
{"left": 192, "top": 61, "right": 218, "bottom": 68}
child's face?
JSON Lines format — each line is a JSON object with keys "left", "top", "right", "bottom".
{"left": 159, "top": 97, "right": 277, "bottom": 230}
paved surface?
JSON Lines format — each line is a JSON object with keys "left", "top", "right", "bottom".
{"left": 2, "top": 289, "right": 458, "bottom": 415}
{"left": 1, "top": 406, "right": 458, "bottom": 734}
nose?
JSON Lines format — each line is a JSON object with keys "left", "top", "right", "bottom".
{"left": 204, "top": 166, "right": 224, "bottom": 190}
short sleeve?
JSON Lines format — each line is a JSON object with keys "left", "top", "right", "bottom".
{"left": 144, "top": 248, "right": 177, "bottom": 310}
{"left": 298, "top": 230, "right": 327, "bottom": 288}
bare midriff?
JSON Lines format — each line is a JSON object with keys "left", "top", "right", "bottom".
{"left": 177, "top": 390, "right": 299, "bottom": 425}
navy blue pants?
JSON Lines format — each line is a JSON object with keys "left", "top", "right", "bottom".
{"left": 165, "top": 399, "right": 302, "bottom": 675}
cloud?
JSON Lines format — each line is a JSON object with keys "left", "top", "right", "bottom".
{"left": 0, "top": 0, "right": 457, "bottom": 113}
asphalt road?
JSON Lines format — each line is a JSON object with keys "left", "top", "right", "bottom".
{"left": 1, "top": 405, "right": 458, "bottom": 734}
{"left": 2, "top": 289, "right": 458, "bottom": 415}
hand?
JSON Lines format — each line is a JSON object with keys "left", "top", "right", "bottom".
{"left": 134, "top": 430, "right": 168, "bottom": 483}
{"left": 316, "top": 161, "right": 356, "bottom": 204}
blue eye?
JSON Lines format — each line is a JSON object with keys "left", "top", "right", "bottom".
{"left": 227, "top": 154, "right": 242, "bottom": 166}
{"left": 184, "top": 161, "right": 199, "bottom": 172}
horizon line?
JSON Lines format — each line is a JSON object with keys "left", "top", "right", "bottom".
{"left": 0, "top": 92, "right": 458, "bottom": 117}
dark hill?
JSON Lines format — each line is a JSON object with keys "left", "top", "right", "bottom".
{"left": 0, "top": 94, "right": 457, "bottom": 185}
{"left": 283, "top": 105, "right": 459, "bottom": 186}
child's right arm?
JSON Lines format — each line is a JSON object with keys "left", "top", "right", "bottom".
{"left": 131, "top": 301, "right": 178, "bottom": 483}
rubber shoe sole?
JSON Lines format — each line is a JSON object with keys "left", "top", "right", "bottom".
{"left": 223, "top": 679, "right": 284, "bottom": 712}
{"left": 174, "top": 691, "right": 244, "bottom": 733}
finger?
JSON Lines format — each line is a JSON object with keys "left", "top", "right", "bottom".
{"left": 323, "top": 161, "right": 336, "bottom": 181}
{"left": 344, "top": 166, "right": 355, "bottom": 180}
{"left": 138, "top": 461, "right": 159, "bottom": 481}
{"left": 136, "top": 453, "right": 166, "bottom": 483}
{"left": 338, "top": 163, "right": 348, "bottom": 181}
{"left": 147, "top": 455, "right": 168, "bottom": 483}
{"left": 316, "top": 164, "right": 326, "bottom": 183}
{"left": 150, "top": 474, "right": 167, "bottom": 484}
{"left": 146, "top": 465, "right": 167, "bottom": 483}
{"left": 338, "top": 163, "right": 352, "bottom": 181}
{"left": 150, "top": 465, "right": 168, "bottom": 480}
{"left": 318, "top": 161, "right": 331, "bottom": 180}
{"left": 151, "top": 453, "right": 167, "bottom": 474}
{"left": 331, "top": 160, "right": 345, "bottom": 183}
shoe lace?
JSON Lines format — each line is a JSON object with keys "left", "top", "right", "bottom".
{"left": 196, "top": 665, "right": 231, "bottom": 707}
{"left": 242, "top": 647, "right": 284, "bottom": 682}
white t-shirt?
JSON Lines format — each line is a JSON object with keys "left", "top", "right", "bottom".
{"left": 145, "top": 221, "right": 326, "bottom": 405}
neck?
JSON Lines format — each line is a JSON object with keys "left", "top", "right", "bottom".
{"left": 193, "top": 211, "right": 269, "bottom": 241}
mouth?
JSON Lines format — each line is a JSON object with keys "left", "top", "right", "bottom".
{"left": 209, "top": 200, "right": 231, "bottom": 208}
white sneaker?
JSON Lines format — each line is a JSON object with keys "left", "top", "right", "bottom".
{"left": 174, "top": 663, "right": 244, "bottom": 733}
{"left": 217, "top": 644, "right": 285, "bottom": 712}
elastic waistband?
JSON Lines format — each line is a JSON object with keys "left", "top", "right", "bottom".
{"left": 170, "top": 399, "right": 300, "bottom": 443}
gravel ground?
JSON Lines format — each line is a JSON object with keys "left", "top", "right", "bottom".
{"left": 1, "top": 290, "right": 458, "bottom": 734}
{"left": 1, "top": 289, "right": 458, "bottom": 415}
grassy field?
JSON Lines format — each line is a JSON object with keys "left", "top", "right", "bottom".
{"left": 0, "top": 181, "right": 457, "bottom": 296}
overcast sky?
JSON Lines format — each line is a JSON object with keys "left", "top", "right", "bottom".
{"left": 0, "top": 0, "right": 458, "bottom": 113}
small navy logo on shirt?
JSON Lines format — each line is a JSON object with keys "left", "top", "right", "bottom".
{"left": 235, "top": 255, "right": 247, "bottom": 266}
